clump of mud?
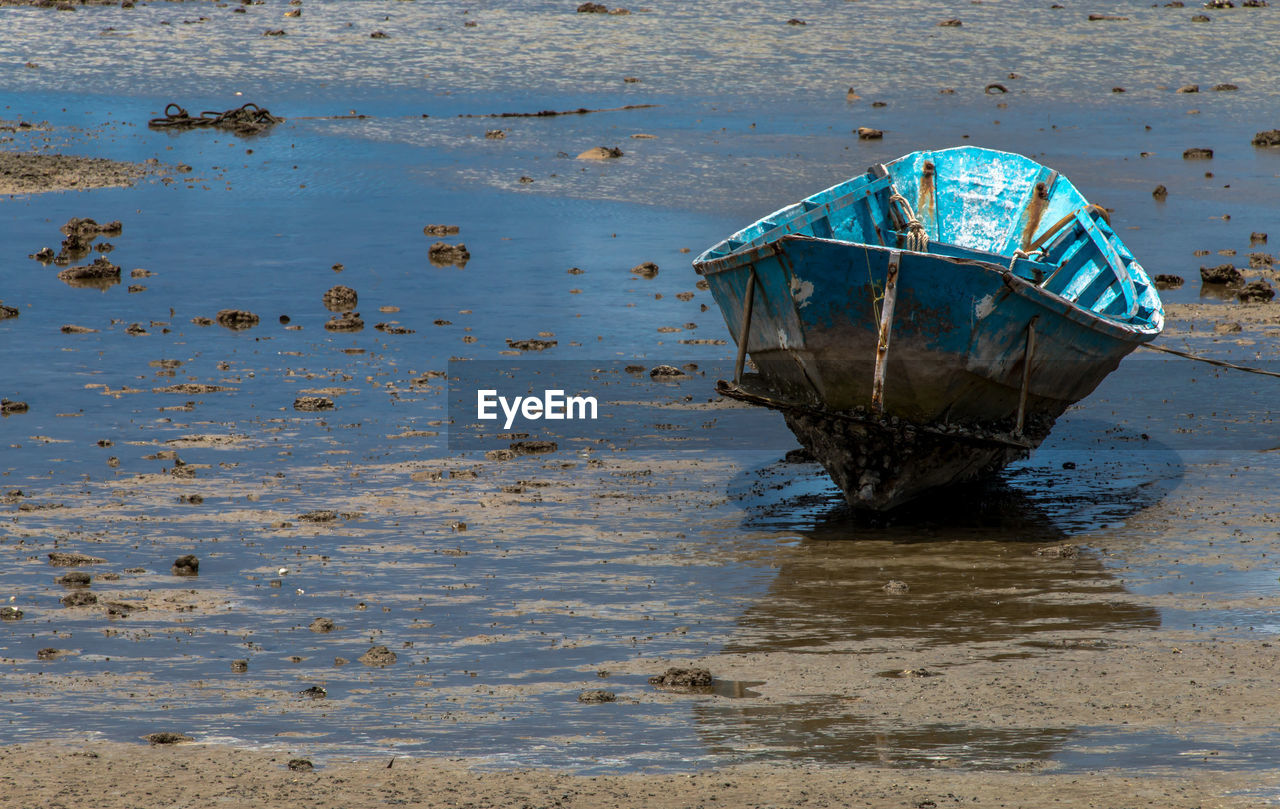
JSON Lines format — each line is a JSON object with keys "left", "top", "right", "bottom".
{"left": 358, "top": 645, "right": 397, "bottom": 667}
{"left": 171, "top": 554, "right": 199, "bottom": 576}
{"left": 216, "top": 309, "right": 260, "bottom": 330}
{"left": 506, "top": 338, "right": 556, "bottom": 351}
{"left": 325, "top": 312, "right": 364, "bottom": 332}
{"left": 293, "top": 396, "right": 334, "bottom": 411}
{"left": 428, "top": 242, "right": 470, "bottom": 267}
{"left": 648, "top": 667, "right": 713, "bottom": 691}
{"left": 57, "top": 256, "right": 121, "bottom": 287}
{"left": 323, "top": 285, "right": 358, "bottom": 312}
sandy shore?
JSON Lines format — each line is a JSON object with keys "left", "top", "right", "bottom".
{"left": 1, "top": 741, "right": 1271, "bottom": 809}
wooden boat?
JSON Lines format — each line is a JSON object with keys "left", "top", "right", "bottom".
{"left": 693, "top": 146, "right": 1164, "bottom": 510}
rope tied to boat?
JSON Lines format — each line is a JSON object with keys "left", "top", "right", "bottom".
{"left": 888, "top": 193, "right": 929, "bottom": 252}
{"left": 1141, "top": 342, "right": 1280, "bottom": 379}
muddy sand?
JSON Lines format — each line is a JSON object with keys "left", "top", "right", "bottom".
{"left": 0, "top": 151, "right": 148, "bottom": 195}
{"left": 2, "top": 741, "right": 1271, "bottom": 809}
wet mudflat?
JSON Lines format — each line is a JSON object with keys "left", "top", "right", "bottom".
{"left": 4, "top": 1, "right": 1280, "bottom": 806}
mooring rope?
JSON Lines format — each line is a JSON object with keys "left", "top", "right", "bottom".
{"left": 1141, "top": 341, "right": 1280, "bottom": 379}
{"left": 888, "top": 193, "right": 929, "bottom": 252}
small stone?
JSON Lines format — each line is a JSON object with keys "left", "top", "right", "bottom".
{"left": 322, "top": 285, "right": 358, "bottom": 312}
{"left": 1, "top": 399, "right": 29, "bottom": 415}
{"left": 1183, "top": 147, "right": 1214, "bottom": 159}
{"left": 856, "top": 126, "right": 884, "bottom": 140}
{"left": 298, "top": 685, "right": 327, "bottom": 699}
{"left": 57, "top": 571, "right": 92, "bottom": 587}
{"left": 294, "top": 396, "right": 334, "bottom": 412}
{"left": 576, "top": 146, "right": 624, "bottom": 160}
{"left": 428, "top": 242, "right": 470, "bottom": 267}
{"left": 48, "top": 552, "right": 106, "bottom": 567}
{"left": 324, "top": 312, "right": 364, "bottom": 332}
{"left": 145, "top": 732, "right": 193, "bottom": 745}
{"left": 505, "top": 338, "right": 557, "bottom": 351}
{"left": 882, "top": 580, "right": 909, "bottom": 594}
{"left": 648, "top": 667, "right": 713, "bottom": 690}
{"left": 1153, "top": 274, "right": 1184, "bottom": 289}
{"left": 215, "top": 309, "right": 260, "bottom": 330}
{"left": 0, "top": 606, "right": 23, "bottom": 621}
{"left": 630, "top": 261, "right": 659, "bottom": 278}
{"left": 1238, "top": 279, "right": 1275, "bottom": 302}
{"left": 171, "top": 554, "right": 199, "bottom": 576}
{"left": 1176, "top": 84, "right": 1199, "bottom": 93}
{"left": 1034, "top": 543, "right": 1078, "bottom": 558}
{"left": 288, "top": 759, "right": 314, "bottom": 772}
{"left": 1200, "top": 263, "right": 1243, "bottom": 285}
{"left": 578, "top": 689, "right": 616, "bottom": 703}
{"left": 231, "top": 659, "right": 249, "bottom": 673}
{"left": 649, "top": 365, "right": 685, "bottom": 378}
{"left": 1152, "top": 184, "right": 1168, "bottom": 199}
{"left": 358, "top": 645, "right": 397, "bottom": 667}
{"left": 61, "top": 591, "right": 98, "bottom": 607}
{"left": 1253, "top": 130, "right": 1280, "bottom": 147}
{"left": 309, "top": 617, "right": 336, "bottom": 633}
{"left": 424, "top": 224, "right": 460, "bottom": 236}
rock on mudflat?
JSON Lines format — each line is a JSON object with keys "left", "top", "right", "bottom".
{"left": 423, "top": 224, "right": 459, "bottom": 236}
{"left": 506, "top": 338, "right": 557, "bottom": 351}
{"left": 648, "top": 667, "right": 713, "bottom": 690}
{"left": 1183, "top": 147, "right": 1214, "bottom": 159}
{"left": 358, "top": 645, "right": 397, "bottom": 667}
{"left": 56, "top": 571, "right": 92, "bottom": 587}
{"left": 577, "top": 146, "right": 623, "bottom": 160}
{"left": 215, "top": 309, "right": 260, "bottom": 330}
{"left": 309, "top": 617, "right": 336, "bottom": 633}
{"left": 294, "top": 396, "right": 334, "bottom": 411}
{"left": 1, "top": 399, "right": 29, "bottom": 415}
{"left": 882, "top": 579, "right": 909, "bottom": 594}
{"left": 1253, "top": 130, "right": 1280, "bottom": 147}
{"left": 1238, "top": 280, "right": 1275, "bottom": 302}
{"left": 578, "top": 689, "right": 616, "bottom": 703}
{"left": 60, "top": 591, "right": 98, "bottom": 607}
{"left": 322, "top": 285, "right": 358, "bottom": 312}
{"left": 48, "top": 551, "right": 106, "bottom": 567}
{"left": 145, "top": 732, "right": 193, "bottom": 745}
{"left": 171, "top": 554, "right": 199, "bottom": 576}
{"left": 57, "top": 256, "right": 120, "bottom": 286}
{"left": 1200, "top": 263, "right": 1243, "bottom": 285}
{"left": 630, "top": 261, "right": 659, "bottom": 278}
{"left": 324, "top": 312, "right": 364, "bottom": 332}
{"left": 1154, "top": 274, "right": 1184, "bottom": 289}
{"left": 428, "top": 242, "right": 470, "bottom": 267}
{"left": 0, "top": 303, "right": 18, "bottom": 320}
{"left": 231, "top": 659, "right": 249, "bottom": 673}
{"left": 288, "top": 759, "right": 314, "bottom": 772}
{"left": 0, "top": 606, "right": 23, "bottom": 621}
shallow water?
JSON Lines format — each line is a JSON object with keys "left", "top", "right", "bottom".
{"left": 4, "top": 0, "right": 1280, "bottom": 777}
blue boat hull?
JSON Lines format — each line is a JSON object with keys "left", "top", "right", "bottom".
{"left": 693, "top": 146, "right": 1163, "bottom": 510}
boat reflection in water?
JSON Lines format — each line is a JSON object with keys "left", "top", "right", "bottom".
{"left": 691, "top": 463, "right": 1166, "bottom": 769}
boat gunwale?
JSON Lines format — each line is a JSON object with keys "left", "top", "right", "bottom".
{"left": 693, "top": 233, "right": 1162, "bottom": 339}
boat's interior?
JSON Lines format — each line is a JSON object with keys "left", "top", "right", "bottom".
{"left": 699, "top": 147, "right": 1161, "bottom": 331}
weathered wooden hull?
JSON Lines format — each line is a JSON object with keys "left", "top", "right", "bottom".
{"left": 693, "top": 146, "right": 1163, "bottom": 510}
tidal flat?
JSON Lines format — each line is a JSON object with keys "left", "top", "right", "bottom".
{"left": 3, "top": 1, "right": 1280, "bottom": 806}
